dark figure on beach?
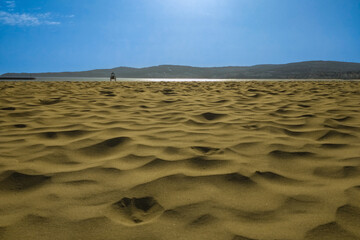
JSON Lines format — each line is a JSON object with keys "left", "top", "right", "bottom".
{"left": 110, "top": 72, "right": 116, "bottom": 81}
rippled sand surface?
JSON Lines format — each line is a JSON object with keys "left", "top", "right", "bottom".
{"left": 0, "top": 81, "right": 360, "bottom": 240}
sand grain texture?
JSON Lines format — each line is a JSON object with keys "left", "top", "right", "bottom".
{"left": 0, "top": 81, "right": 360, "bottom": 240}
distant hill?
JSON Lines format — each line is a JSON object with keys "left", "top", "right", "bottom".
{"left": 2, "top": 61, "right": 360, "bottom": 79}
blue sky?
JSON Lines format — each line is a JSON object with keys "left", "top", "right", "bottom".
{"left": 0, "top": 0, "right": 359, "bottom": 74}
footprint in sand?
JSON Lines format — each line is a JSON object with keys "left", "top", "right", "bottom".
{"left": 107, "top": 197, "right": 164, "bottom": 226}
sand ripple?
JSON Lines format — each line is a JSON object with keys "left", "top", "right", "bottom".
{"left": 0, "top": 81, "right": 360, "bottom": 240}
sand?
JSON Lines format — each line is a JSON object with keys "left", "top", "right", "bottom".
{"left": 0, "top": 80, "right": 359, "bottom": 240}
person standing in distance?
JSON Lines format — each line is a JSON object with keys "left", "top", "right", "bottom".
{"left": 110, "top": 72, "right": 116, "bottom": 81}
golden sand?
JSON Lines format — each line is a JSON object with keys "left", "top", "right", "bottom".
{"left": 0, "top": 81, "right": 359, "bottom": 240}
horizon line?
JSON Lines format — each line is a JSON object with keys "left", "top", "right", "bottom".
{"left": 2, "top": 60, "right": 360, "bottom": 75}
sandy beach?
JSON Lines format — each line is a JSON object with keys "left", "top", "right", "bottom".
{"left": 0, "top": 80, "right": 359, "bottom": 240}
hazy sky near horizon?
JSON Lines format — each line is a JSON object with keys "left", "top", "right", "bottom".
{"left": 0, "top": 0, "right": 359, "bottom": 74}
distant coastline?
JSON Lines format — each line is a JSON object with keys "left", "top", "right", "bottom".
{"left": 2, "top": 61, "right": 360, "bottom": 79}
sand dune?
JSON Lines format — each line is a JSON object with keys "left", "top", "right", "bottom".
{"left": 0, "top": 80, "right": 360, "bottom": 240}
